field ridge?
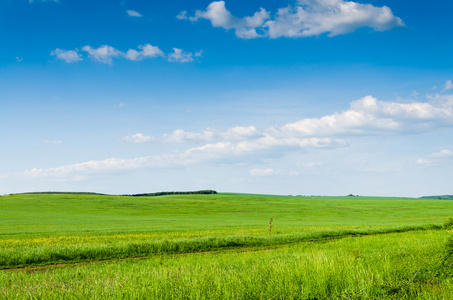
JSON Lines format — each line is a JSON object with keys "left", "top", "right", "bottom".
{"left": 0, "top": 224, "right": 441, "bottom": 270}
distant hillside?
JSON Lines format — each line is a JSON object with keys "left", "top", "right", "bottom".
{"left": 9, "top": 190, "right": 218, "bottom": 197}
{"left": 420, "top": 195, "right": 453, "bottom": 200}
{"left": 126, "top": 190, "right": 217, "bottom": 197}
{"left": 12, "top": 192, "right": 109, "bottom": 196}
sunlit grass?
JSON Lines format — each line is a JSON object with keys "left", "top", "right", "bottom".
{"left": 1, "top": 193, "right": 452, "bottom": 298}
{"left": 1, "top": 230, "right": 452, "bottom": 299}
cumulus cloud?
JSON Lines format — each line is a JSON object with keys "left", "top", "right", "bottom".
{"left": 432, "top": 149, "right": 453, "bottom": 158}
{"left": 163, "top": 126, "right": 260, "bottom": 142}
{"left": 180, "top": 137, "right": 343, "bottom": 161}
{"left": 162, "top": 95, "right": 453, "bottom": 154}
{"left": 19, "top": 135, "right": 339, "bottom": 179}
{"left": 22, "top": 157, "right": 159, "bottom": 178}
{"left": 82, "top": 45, "right": 122, "bottom": 64}
{"left": 51, "top": 49, "right": 82, "bottom": 63}
{"left": 164, "top": 95, "right": 453, "bottom": 145}
{"left": 443, "top": 80, "right": 453, "bottom": 91}
{"left": 176, "top": 10, "right": 188, "bottom": 20}
{"left": 188, "top": 1, "right": 270, "bottom": 39}
{"left": 298, "top": 161, "right": 322, "bottom": 167}
{"left": 16, "top": 95, "right": 453, "bottom": 179}
{"left": 416, "top": 149, "right": 453, "bottom": 166}
{"left": 167, "top": 48, "right": 196, "bottom": 63}
{"left": 122, "top": 133, "right": 153, "bottom": 144}
{"left": 279, "top": 95, "right": 453, "bottom": 137}
{"left": 82, "top": 44, "right": 164, "bottom": 64}
{"left": 183, "top": 0, "right": 404, "bottom": 39}
{"left": 125, "top": 44, "right": 164, "bottom": 61}
{"left": 164, "top": 129, "right": 215, "bottom": 142}
{"left": 53, "top": 44, "right": 198, "bottom": 64}
{"left": 416, "top": 158, "right": 430, "bottom": 166}
{"left": 195, "top": 50, "right": 204, "bottom": 57}
{"left": 267, "top": 0, "right": 404, "bottom": 38}
{"left": 126, "top": 10, "right": 142, "bottom": 17}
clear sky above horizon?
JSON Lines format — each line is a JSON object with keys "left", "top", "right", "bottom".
{"left": 1, "top": 0, "right": 453, "bottom": 197}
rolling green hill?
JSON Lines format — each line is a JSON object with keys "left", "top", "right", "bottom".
{"left": 1, "top": 193, "right": 453, "bottom": 299}
{"left": 420, "top": 195, "right": 453, "bottom": 200}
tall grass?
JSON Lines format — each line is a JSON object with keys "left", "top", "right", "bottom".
{"left": 0, "top": 224, "right": 441, "bottom": 269}
{"left": 1, "top": 230, "right": 451, "bottom": 299}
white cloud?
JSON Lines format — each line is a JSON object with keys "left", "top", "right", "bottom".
{"left": 126, "top": 49, "right": 141, "bottom": 60}
{"left": 279, "top": 95, "right": 453, "bottom": 137}
{"left": 125, "top": 44, "right": 164, "bottom": 61}
{"left": 163, "top": 95, "right": 453, "bottom": 153}
{"left": 55, "top": 44, "right": 198, "bottom": 64}
{"left": 122, "top": 133, "right": 153, "bottom": 144}
{"left": 163, "top": 126, "right": 260, "bottom": 142}
{"left": 16, "top": 57, "right": 23, "bottom": 63}
{"left": 51, "top": 49, "right": 82, "bottom": 63}
{"left": 416, "top": 158, "right": 430, "bottom": 165}
{"left": 267, "top": 0, "right": 404, "bottom": 38}
{"left": 140, "top": 44, "right": 164, "bottom": 57}
{"left": 167, "top": 48, "right": 195, "bottom": 63}
{"left": 18, "top": 136, "right": 339, "bottom": 179}
{"left": 181, "top": 137, "right": 342, "bottom": 160}
{"left": 416, "top": 149, "right": 453, "bottom": 166}
{"left": 82, "top": 45, "right": 122, "bottom": 64}
{"left": 443, "top": 80, "right": 453, "bottom": 91}
{"left": 176, "top": 10, "right": 188, "bottom": 20}
{"left": 223, "top": 126, "right": 260, "bottom": 140}
{"left": 432, "top": 149, "right": 453, "bottom": 158}
{"left": 184, "top": 0, "right": 404, "bottom": 39}
{"left": 160, "top": 95, "right": 453, "bottom": 160}
{"left": 16, "top": 95, "right": 453, "bottom": 180}
{"left": 164, "top": 129, "right": 215, "bottom": 142}
{"left": 298, "top": 162, "right": 322, "bottom": 168}
{"left": 126, "top": 10, "right": 142, "bottom": 17}
{"left": 188, "top": 1, "right": 270, "bottom": 39}
{"left": 22, "top": 157, "right": 159, "bottom": 178}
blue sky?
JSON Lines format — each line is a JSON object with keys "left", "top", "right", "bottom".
{"left": 1, "top": 0, "right": 453, "bottom": 196}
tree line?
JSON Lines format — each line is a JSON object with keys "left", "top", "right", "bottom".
{"left": 125, "top": 190, "right": 218, "bottom": 197}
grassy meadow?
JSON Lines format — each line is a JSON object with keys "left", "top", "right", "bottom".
{"left": 1, "top": 193, "right": 453, "bottom": 299}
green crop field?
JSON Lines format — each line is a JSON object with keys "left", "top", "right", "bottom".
{"left": 1, "top": 193, "right": 453, "bottom": 299}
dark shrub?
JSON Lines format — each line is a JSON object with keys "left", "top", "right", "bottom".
{"left": 441, "top": 235, "right": 453, "bottom": 276}
{"left": 443, "top": 217, "right": 453, "bottom": 230}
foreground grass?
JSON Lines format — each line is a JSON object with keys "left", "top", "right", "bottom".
{"left": 1, "top": 193, "right": 452, "bottom": 298}
{"left": 1, "top": 230, "right": 452, "bottom": 299}
{"left": 0, "top": 224, "right": 440, "bottom": 269}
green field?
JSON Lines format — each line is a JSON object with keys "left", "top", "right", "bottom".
{"left": 1, "top": 193, "right": 453, "bottom": 299}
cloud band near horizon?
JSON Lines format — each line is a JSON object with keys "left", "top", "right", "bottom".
{"left": 8, "top": 94, "right": 453, "bottom": 179}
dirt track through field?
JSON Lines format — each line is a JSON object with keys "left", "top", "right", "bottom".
{"left": 1, "top": 225, "right": 441, "bottom": 272}
{"left": 0, "top": 237, "right": 336, "bottom": 273}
